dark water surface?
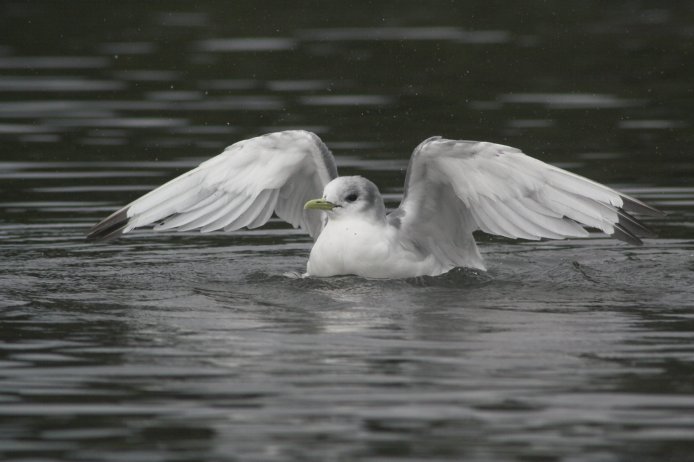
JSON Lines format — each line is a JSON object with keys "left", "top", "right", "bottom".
{"left": 1, "top": 2, "right": 693, "bottom": 461}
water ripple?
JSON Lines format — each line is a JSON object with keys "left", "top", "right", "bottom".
{"left": 299, "top": 27, "right": 510, "bottom": 43}
{"left": 300, "top": 95, "right": 393, "bottom": 106}
{"left": 43, "top": 118, "right": 189, "bottom": 128}
{"left": 195, "top": 38, "right": 297, "bottom": 52}
{"left": 0, "top": 77, "right": 125, "bottom": 92}
{"left": 0, "top": 56, "right": 110, "bottom": 69}
{"left": 97, "top": 42, "right": 157, "bottom": 55}
{"left": 498, "top": 93, "right": 642, "bottom": 109}
{"left": 618, "top": 119, "right": 687, "bottom": 129}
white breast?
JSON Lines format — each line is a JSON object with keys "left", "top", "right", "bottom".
{"left": 306, "top": 218, "right": 450, "bottom": 278}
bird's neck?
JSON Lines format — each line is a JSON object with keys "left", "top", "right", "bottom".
{"left": 329, "top": 209, "right": 386, "bottom": 227}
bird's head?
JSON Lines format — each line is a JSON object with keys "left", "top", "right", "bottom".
{"left": 304, "top": 176, "right": 386, "bottom": 222}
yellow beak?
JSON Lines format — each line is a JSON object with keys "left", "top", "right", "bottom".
{"left": 304, "top": 198, "right": 336, "bottom": 211}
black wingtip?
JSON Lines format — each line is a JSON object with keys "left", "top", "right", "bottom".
{"left": 621, "top": 194, "right": 666, "bottom": 217}
{"left": 612, "top": 223, "right": 643, "bottom": 246}
{"left": 618, "top": 209, "right": 657, "bottom": 239}
{"left": 86, "top": 207, "right": 130, "bottom": 242}
{"left": 607, "top": 194, "right": 663, "bottom": 246}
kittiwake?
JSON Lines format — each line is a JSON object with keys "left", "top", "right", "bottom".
{"left": 87, "top": 130, "right": 663, "bottom": 278}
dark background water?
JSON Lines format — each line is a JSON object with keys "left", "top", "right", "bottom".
{"left": 1, "top": 1, "right": 693, "bottom": 461}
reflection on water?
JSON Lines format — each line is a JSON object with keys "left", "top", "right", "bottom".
{"left": 297, "top": 26, "right": 511, "bottom": 43}
{"left": 1, "top": 1, "right": 693, "bottom": 461}
{"left": 497, "top": 92, "right": 642, "bottom": 109}
{"left": 196, "top": 37, "right": 298, "bottom": 52}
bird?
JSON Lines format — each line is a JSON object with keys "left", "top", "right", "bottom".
{"left": 87, "top": 130, "right": 663, "bottom": 278}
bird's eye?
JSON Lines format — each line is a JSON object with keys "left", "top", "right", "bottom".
{"left": 345, "top": 193, "right": 358, "bottom": 202}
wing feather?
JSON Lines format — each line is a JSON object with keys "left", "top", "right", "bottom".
{"left": 494, "top": 199, "right": 562, "bottom": 240}
{"left": 512, "top": 197, "right": 588, "bottom": 238}
{"left": 470, "top": 205, "right": 507, "bottom": 237}
{"left": 543, "top": 187, "right": 614, "bottom": 232}
{"left": 199, "top": 194, "right": 255, "bottom": 233}
{"left": 220, "top": 188, "right": 277, "bottom": 231}
{"left": 392, "top": 136, "right": 662, "bottom": 270}
{"left": 177, "top": 194, "right": 246, "bottom": 232}
{"left": 87, "top": 130, "right": 337, "bottom": 241}
{"left": 247, "top": 188, "right": 281, "bottom": 229}
{"left": 479, "top": 197, "right": 538, "bottom": 240}
{"left": 154, "top": 191, "right": 225, "bottom": 231}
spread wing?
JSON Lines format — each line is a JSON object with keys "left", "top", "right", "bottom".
{"left": 86, "top": 130, "right": 338, "bottom": 241}
{"left": 392, "top": 137, "right": 663, "bottom": 268}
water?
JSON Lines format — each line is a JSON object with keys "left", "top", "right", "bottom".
{"left": 1, "top": 1, "right": 694, "bottom": 461}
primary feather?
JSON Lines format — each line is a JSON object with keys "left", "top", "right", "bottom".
{"left": 390, "top": 137, "right": 662, "bottom": 272}
{"left": 86, "top": 130, "right": 337, "bottom": 241}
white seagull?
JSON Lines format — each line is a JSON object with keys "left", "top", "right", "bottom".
{"left": 87, "top": 130, "right": 662, "bottom": 278}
